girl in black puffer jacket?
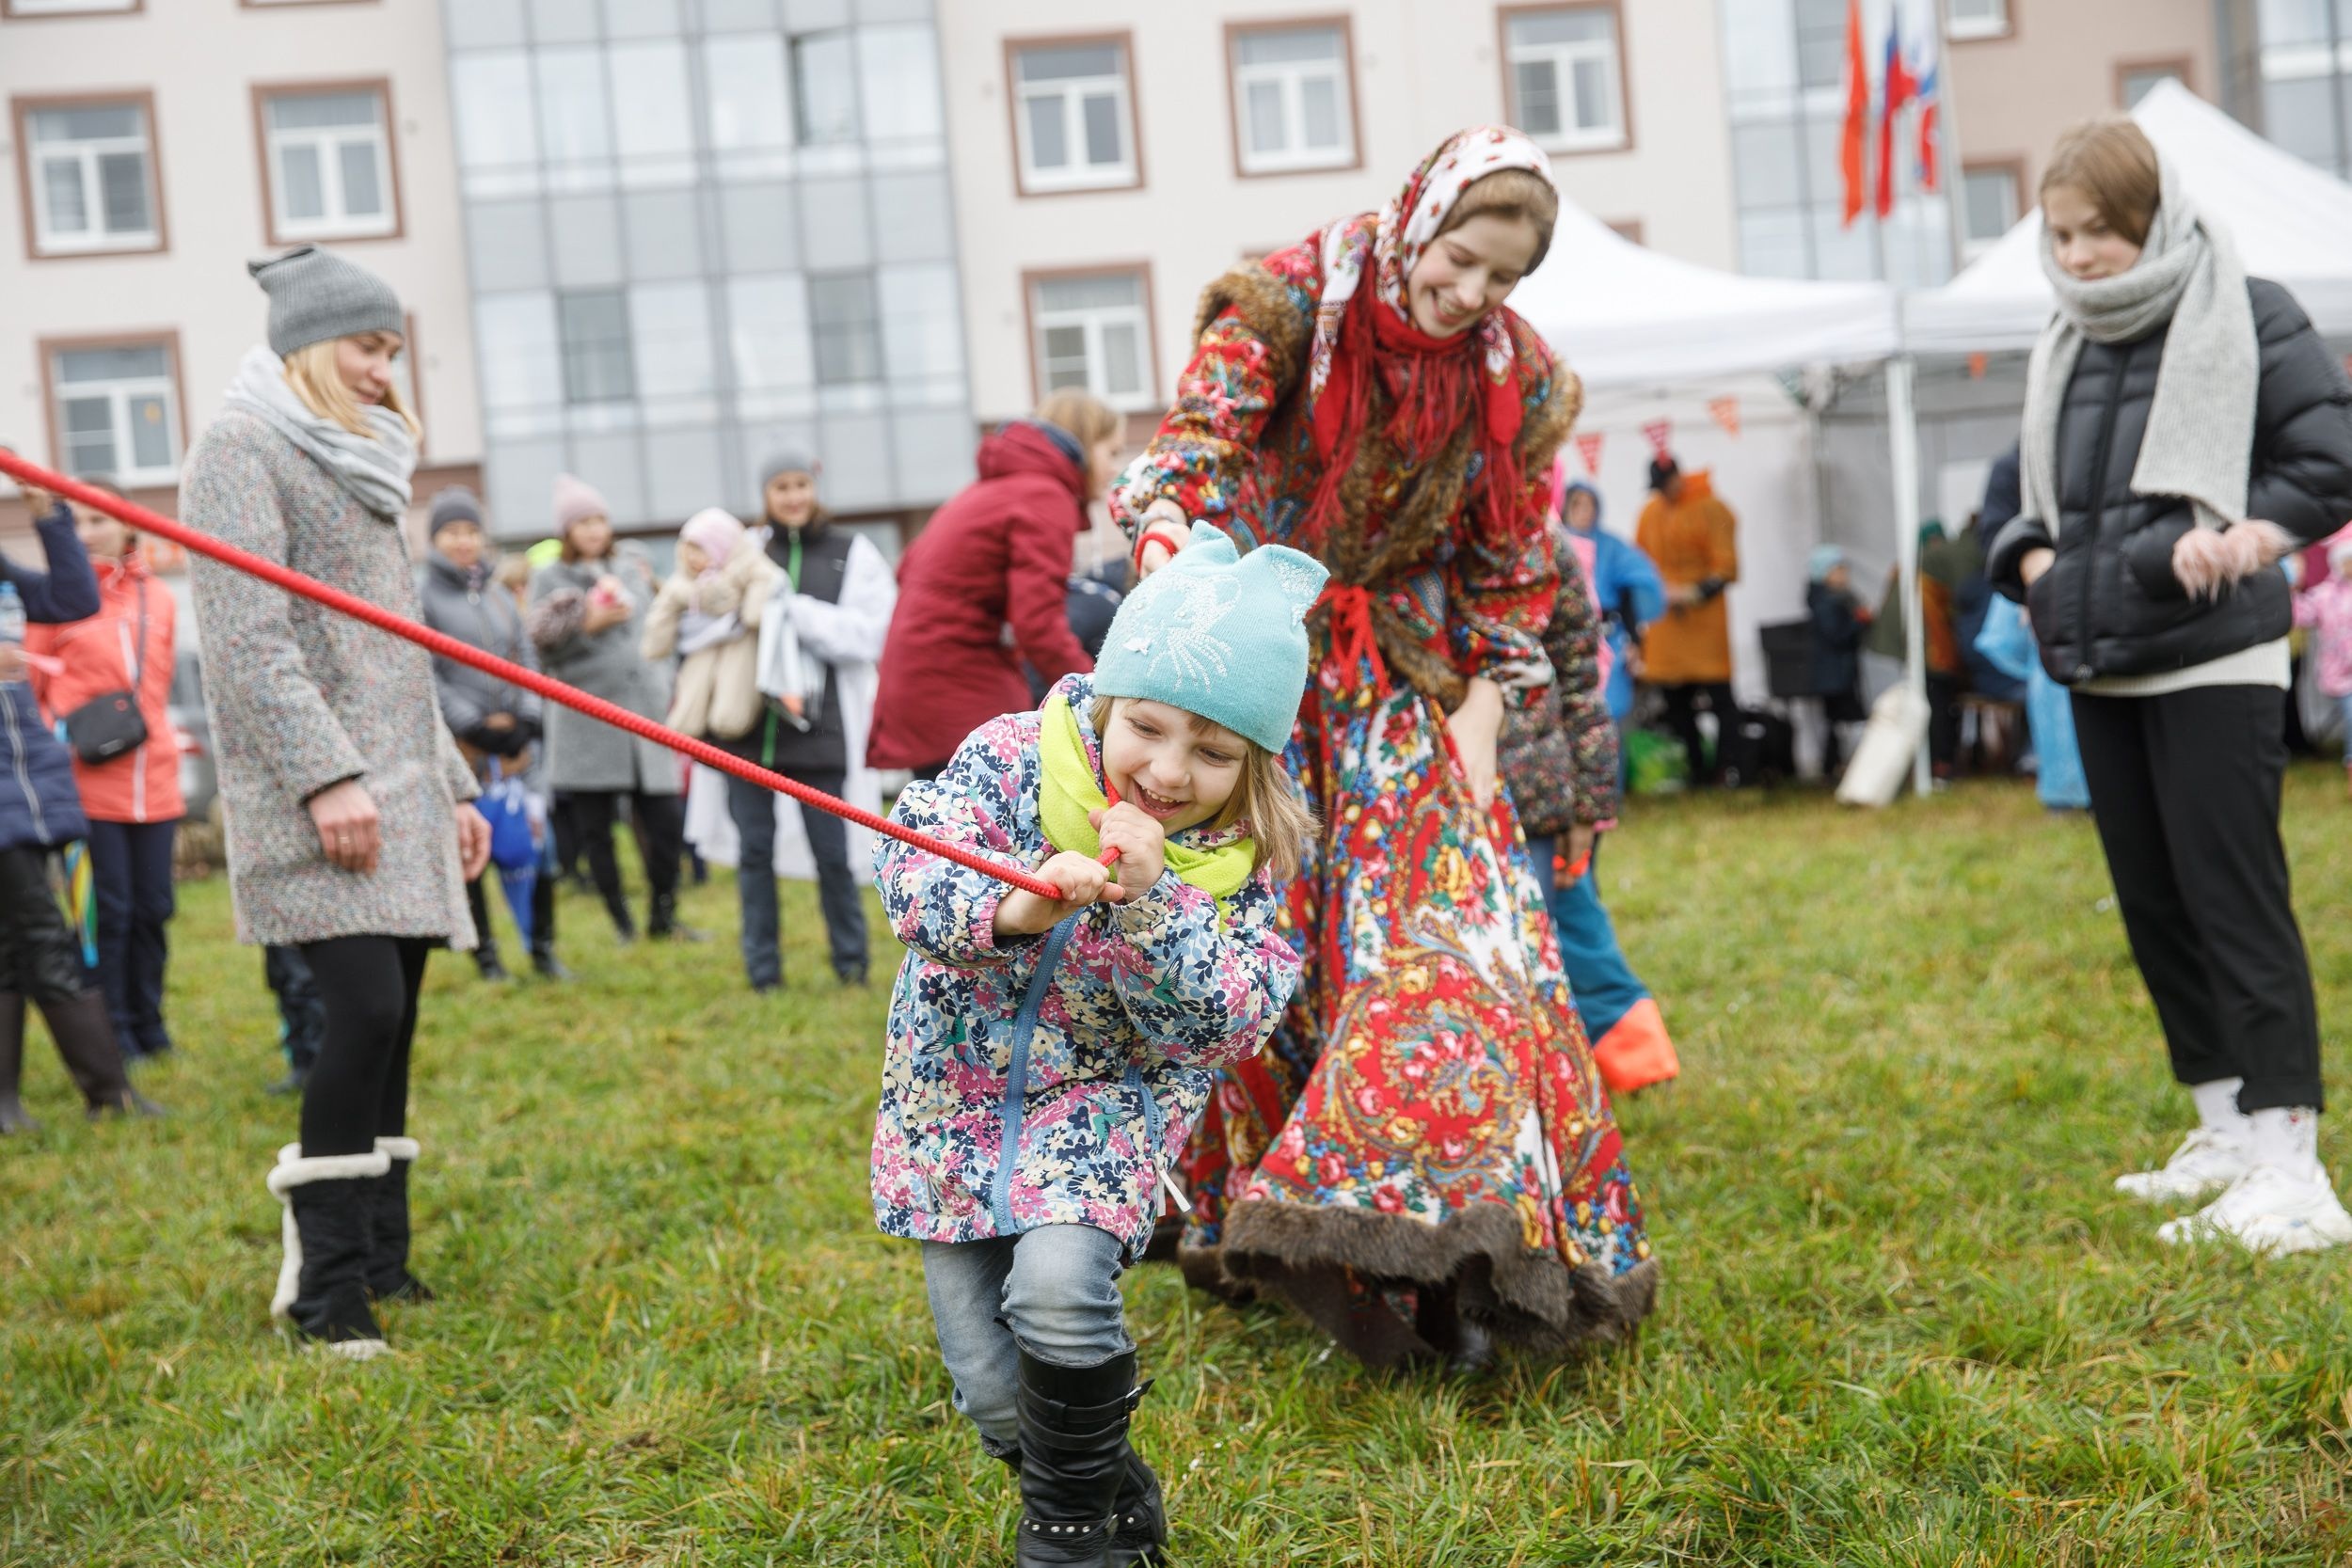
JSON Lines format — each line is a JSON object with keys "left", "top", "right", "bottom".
{"left": 1988, "top": 118, "right": 2352, "bottom": 1254}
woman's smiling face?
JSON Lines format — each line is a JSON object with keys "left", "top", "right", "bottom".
{"left": 1406, "top": 213, "right": 1543, "bottom": 338}
{"left": 1099, "top": 698, "right": 1247, "bottom": 837}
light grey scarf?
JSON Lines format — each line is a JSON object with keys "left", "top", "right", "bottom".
{"left": 2019, "top": 156, "right": 2256, "bottom": 543}
{"left": 224, "top": 344, "right": 417, "bottom": 521}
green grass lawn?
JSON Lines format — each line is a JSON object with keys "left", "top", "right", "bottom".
{"left": 8, "top": 774, "right": 2352, "bottom": 1566}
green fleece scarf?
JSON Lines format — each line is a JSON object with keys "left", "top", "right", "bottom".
{"left": 1039, "top": 695, "right": 1258, "bottom": 911}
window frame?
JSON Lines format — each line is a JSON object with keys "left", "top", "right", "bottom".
{"left": 2114, "top": 55, "right": 2192, "bottom": 109}
{"left": 11, "top": 90, "right": 168, "bottom": 261}
{"left": 1957, "top": 156, "right": 2025, "bottom": 257}
{"left": 1496, "top": 2, "right": 1635, "bottom": 158}
{"left": 1021, "top": 262, "right": 1159, "bottom": 414}
{"left": 38, "top": 329, "right": 187, "bottom": 486}
{"left": 1003, "top": 31, "right": 1143, "bottom": 198}
{"left": 1945, "top": 0, "right": 2013, "bottom": 44}
{"left": 1223, "top": 15, "right": 1364, "bottom": 179}
{"left": 0, "top": 0, "right": 143, "bottom": 17}
{"left": 251, "top": 78, "right": 404, "bottom": 246}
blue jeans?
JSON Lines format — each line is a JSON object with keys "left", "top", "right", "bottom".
{"left": 723, "top": 768, "right": 869, "bottom": 987}
{"left": 920, "top": 1224, "right": 1132, "bottom": 1453}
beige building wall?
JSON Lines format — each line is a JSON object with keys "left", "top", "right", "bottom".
{"left": 0, "top": 0, "right": 479, "bottom": 543}
{"left": 937, "top": 0, "right": 1737, "bottom": 429}
{"left": 1946, "top": 0, "right": 2220, "bottom": 214}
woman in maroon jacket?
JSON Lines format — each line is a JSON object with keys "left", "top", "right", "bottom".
{"left": 868, "top": 390, "right": 1122, "bottom": 776}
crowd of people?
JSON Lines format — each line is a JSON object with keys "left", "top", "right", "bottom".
{"left": 6, "top": 97, "right": 2352, "bottom": 1568}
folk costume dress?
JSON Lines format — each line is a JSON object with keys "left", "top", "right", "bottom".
{"left": 1113, "top": 128, "right": 1657, "bottom": 1366}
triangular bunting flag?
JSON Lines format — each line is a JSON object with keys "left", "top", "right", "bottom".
{"left": 1641, "top": 419, "right": 1674, "bottom": 459}
{"left": 1707, "top": 396, "right": 1741, "bottom": 437}
{"left": 1574, "top": 431, "right": 1605, "bottom": 475}
{"left": 1968, "top": 352, "right": 1990, "bottom": 380}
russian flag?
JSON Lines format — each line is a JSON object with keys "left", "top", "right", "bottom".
{"left": 1914, "top": 23, "right": 1942, "bottom": 193}
{"left": 1875, "top": 8, "right": 1917, "bottom": 220}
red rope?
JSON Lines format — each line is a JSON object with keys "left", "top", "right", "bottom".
{"left": 0, "top": 450, "right": 1064, "bottom": 901}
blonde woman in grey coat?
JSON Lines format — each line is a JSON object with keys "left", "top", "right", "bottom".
{"left": 182, "top": 247, "right": 491, "bottom": 1358}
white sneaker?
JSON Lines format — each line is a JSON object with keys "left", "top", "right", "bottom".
{"left": 2156, "top": 1160, "right": 2352, "bottom": 1255}
{"left": 2114, "top": 1128, "right": 2252, "bottom": 1205}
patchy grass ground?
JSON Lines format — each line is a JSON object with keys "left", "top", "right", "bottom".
{"left": 8, "top": 773, "right": 2352, "bottom": 1566}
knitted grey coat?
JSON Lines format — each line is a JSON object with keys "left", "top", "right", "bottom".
{"left": 181, "top": 408, "right": 479, "bottom": 948}
{"left": 527, "top": 556, "right": 678, "bottom": 795}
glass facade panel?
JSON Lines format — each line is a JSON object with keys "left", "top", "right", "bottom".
{"left": 447, "top": 4, "right": 971, "bottom": 521}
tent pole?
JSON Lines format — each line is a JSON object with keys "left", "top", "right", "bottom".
{"left": 1885, "top": 353, "right": 1931, "bottom": 798}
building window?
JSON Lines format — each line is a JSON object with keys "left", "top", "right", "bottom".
{"left": 16, "top": 97, "right": 162, "bottom": 257}
{"left": 1009, "top": 37, "right": 1137, "bottom": 194}
{"left": 1959, "top": 164, "right": 2019, "bottom": 254}
{"left": 1029, "top": 270, "right": 1152, "bottom": 410}
{"left": 48, "top": 341, "right": 179, "bottom": 484}
{"left": 2250, "top": 2, "right": 2351, "bottom": 178}
{"left": 257, "top": 84, "right": 399, "bottom": 244}
{"left": 2119, "top": 63, "right": 2185, "bottom": 108}
{"left": 1946, "top": 0, "right": 2009, "bottom": 41}
{"left": 794, "top": 30, "right": 860, "bottom": 147}
{"left": 1229, "top": 21, "right": 1358, "bottom": 174}
{"left": 559, "top": 290, "right": 635, "bottom": 404}
{"left": 3, "top": 0, "right": 139, "bottom": 14}
{"left": 1502, "top": 6, "right": 1629, "bottom": 155}
{"left": 809, "top": 274, "right": 884, "bottom": 386}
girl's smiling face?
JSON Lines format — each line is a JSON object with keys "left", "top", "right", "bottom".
{"left": 1100, "top": 698, "right": 1247, "bottom": 836}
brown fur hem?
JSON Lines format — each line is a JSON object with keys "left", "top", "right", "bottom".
{"left": 1208, "top": 1197, "right": 1659, "bottom": 1368}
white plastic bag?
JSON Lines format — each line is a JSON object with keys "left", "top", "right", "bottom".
{"left": 1836, "top": 683, "right": 1931, "bottom": 807}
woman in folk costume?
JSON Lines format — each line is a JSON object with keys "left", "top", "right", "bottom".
{"left": 1115, "top": 127, "right": 1657, "bottom": 1367}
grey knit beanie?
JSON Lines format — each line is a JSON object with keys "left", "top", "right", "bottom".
{"left": 427, "top": 486, "right": 485, "bottom": 539}
{"left": 248, "top": 245, "right": 405, "bottom": 356}
{"left": 759, "top": 451, "right": 818, "bottom": 490}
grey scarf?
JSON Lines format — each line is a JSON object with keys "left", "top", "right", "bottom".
{"left": 224, "top": 344, "right": 417, "bottom": 521}
{"left": 2019, "top": 156, "right": 2256, "bottom": 544}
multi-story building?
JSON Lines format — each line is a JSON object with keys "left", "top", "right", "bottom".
{"left": 435, "top": 0, "right": 977, "bottom": 549}
{"left": 0, "top": 0, "right": 481, "bottom": 544}
{"left": 935, "top": 0, "right": 1739, "bottom": 434}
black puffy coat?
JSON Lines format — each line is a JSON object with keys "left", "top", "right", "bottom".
{"left": 1988, "top": 278, "right": 2352, "bottom": 685}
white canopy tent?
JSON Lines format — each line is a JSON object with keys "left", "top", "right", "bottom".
{"left": 1510, "top": 201, "right": 1900, "bottom": 389}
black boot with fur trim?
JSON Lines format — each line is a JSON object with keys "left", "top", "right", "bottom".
{"left": 1013, "top": 1348, "right": 1149, "bottom": 1566}
{"left": 365, "top": 1137, "right": 434, "bottom": 1304}
{"left": 267, "top": 1144, "right": 391, "bottom": 1358}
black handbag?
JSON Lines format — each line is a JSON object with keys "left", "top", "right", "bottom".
{"left": 61, "top": 583, "right": 150, "bottom": 765}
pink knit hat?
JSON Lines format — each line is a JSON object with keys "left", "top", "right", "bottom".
{"left": 679, "top": 506, "right": 745, "bottom": 571}
{"left": 551, "top": 473, "right": 609, "bottom": 534}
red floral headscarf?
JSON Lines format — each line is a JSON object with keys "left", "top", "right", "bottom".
{"left": 1303, "top": 126, "right": 1555, "bottom": 546}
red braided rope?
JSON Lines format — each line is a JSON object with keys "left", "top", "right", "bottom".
{"left": 0, "top": 450, "right": 1063, "bottom": 900}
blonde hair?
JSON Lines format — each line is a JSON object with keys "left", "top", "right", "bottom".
{"left": 2041, "top": 116, "right": 2161, "bottom": 247}
{"left": 282, "top": 336, "right": 419, "bottom": 442}
{"left": 1090, "top": 696, "right": 1316, "bottom": 884}
{"left": 1035, "top": 389, "right": 1121, "bottom": 451}
{"left": 1441, "top": 167, "right": 1562, "bottom": 272}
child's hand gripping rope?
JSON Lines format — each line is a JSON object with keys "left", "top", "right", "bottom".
{"left": 994, "top": 787, "right": 1168, "bottom": 937}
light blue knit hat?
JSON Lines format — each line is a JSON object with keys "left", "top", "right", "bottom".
{"left": 1093, "top": 522, "right": 1329, "bottom": 752}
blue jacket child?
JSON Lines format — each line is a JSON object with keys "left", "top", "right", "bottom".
{"left": 1, "top": 497, "right": 100, "bottom": 854}
{"left": 871, "top": 521, "right": 1325, "bottom": 1562}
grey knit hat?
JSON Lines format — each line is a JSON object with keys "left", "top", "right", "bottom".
{"left": 427, "top": 486, "right": 485, "bottom": 539}
{"left": 248, "top": 245, "right": 405, "bottom": 356}
{"left": 759, "top": 451, "right": 818, "bottom": 489}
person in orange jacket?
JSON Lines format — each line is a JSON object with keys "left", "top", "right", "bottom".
{"left": 26, "top": 479, "right": 186, "bottom": 1065}
{"left": 1634, "top": 454, "right": 1740, "bottom": 784}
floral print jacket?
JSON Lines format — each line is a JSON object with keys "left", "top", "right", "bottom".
{"left": 1498, "top": 528, "right": 1622, "bottom": 838}
{"left": 869, "top": 673, "right": 1302, "bottom": 1259}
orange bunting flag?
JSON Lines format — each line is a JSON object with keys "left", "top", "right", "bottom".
{"left": 1641, "top": 419, "right": 1674, "bottom": 459}
{"left": 1574, "top": 431, "right": 1605, "bottom": 475}
{"left": 1707, "top": 396, "right": 1741, "bottom": 437}
{"left": 1968, "top": 352, "right": 1990, "bottom": 380}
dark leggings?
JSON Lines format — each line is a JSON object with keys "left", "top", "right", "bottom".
{"left": 296, "top": 935, "right": 432, "bottom": 1157}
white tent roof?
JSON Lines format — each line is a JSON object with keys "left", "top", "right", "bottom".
{"left": 1510, "top": 200, "right": 1899, "bottom": 389}
{"left": 1905, "top": 79, "right": 2352, "bottom": 354}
